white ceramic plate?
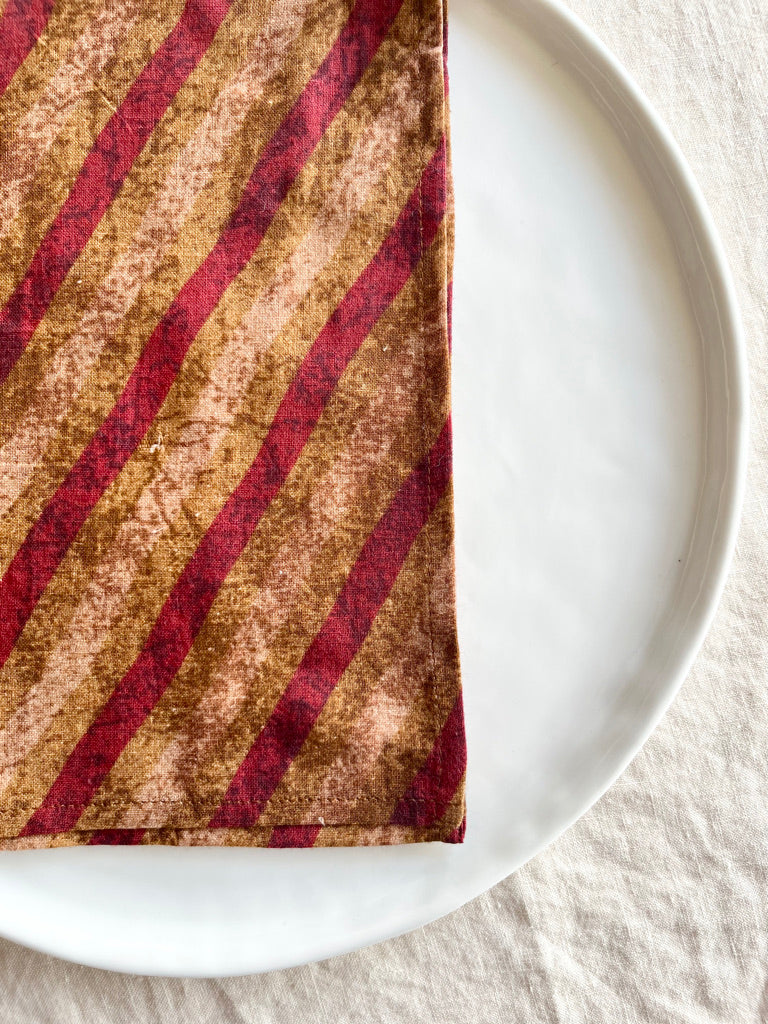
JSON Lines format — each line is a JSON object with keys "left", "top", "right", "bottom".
{"left": 0, "top": 0, "right": 746, "bottom": 976}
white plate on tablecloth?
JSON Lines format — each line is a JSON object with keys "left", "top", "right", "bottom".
{"left": 0, "top": 0, "right": 746, "bottom": 976}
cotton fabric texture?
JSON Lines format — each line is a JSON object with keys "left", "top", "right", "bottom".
{"left": 0, "top": 0, "right": 465, "bottom": 849}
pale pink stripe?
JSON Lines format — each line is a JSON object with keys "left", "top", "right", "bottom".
{"left": 171, "top": 829, "right": 231, "bottom": 847}
{"left": 0, "top": 0, "right": 140, "bottom": 245}
{"left": 117, "top": 328, "right": 428, "bottom": 828}
{"left": 0, "top": 75, "right": 420, "bottom": 797}
{"left": 302, "top": 668, "right": 415, "bottom": 813}
{"left": 0, "top": 0, "right": 314, "bottom": 516}
{"left": 312, "top": 824, "right": 412, "bottom": 847}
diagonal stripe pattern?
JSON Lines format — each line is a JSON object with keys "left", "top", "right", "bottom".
{"left": 0, "top": 0, "right": 234, "bottom": 385}
{"left": 0, "top": 0, "right": 404, "bottom": 665}
{"left": 0, "top": 0, "right": 465, "bottom": 849}
{"left": 209, "top": 418, "right": 454, "bottom": 830}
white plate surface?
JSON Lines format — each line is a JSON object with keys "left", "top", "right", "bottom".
{"left": 0, "top": 0, "right": 746, "bottom": 976}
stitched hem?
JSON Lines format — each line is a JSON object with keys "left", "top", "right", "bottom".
{"left": 0, "top": 791, "right": 458, "bottom": 813}
{"left": 0, "top": 814, "right": 466, "bottom": 850}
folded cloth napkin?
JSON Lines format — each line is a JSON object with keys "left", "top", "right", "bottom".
{"left": 0, "top": 0, "right": 465, "bottom": 849}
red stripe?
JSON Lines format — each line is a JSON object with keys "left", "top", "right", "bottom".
{"left": 17, "top": 139, "right": 446, "bottom": 840}
{"left": 208, "top": 419, "right": 454, "bottom": 829}
{"left": 0, "top": 0, "right": 55, "bottom": 97}
{"left": 0, "top": 0, "right": 407, "bottom": 670}
{"left": 87, "top": 828, "right": 146, "bottom": 845}
{"left": 389, "top": 691, "right": 466, "bottom": 829}
{"left": 445, "top": 815, "right": 466, "bottom": 844}
{"left": 0, "top": 0, "right": 233, "bottom": 386}
{"left": 268, "top": 825, "right": 321, "bottom": 848}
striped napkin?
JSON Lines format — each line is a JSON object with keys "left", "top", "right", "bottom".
{"left": 0, "top": 0, "right": 465, "bottom": 848}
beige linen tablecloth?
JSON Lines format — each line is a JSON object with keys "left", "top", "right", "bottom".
{"left": 0, "top": 0, "right": 765, "bottom": 1019}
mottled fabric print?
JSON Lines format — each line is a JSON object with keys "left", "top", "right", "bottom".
{"left": 0, "top": 0, "right": 464, "bottom": 849}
